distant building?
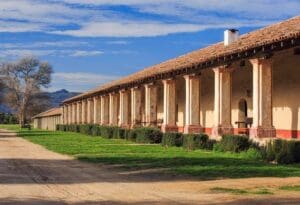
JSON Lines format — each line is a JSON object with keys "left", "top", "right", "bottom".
{"left": 32, "top": 108, "right": 62, "bottom": 131}
{"left": 42, "top": 16, "right": 300, "bottom": 140}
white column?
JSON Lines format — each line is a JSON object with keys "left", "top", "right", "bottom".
{"left": 82, "top": 100, "right": 87, "bottom": 124}
{"left": 76, "top": 101, "right": 82, "bottom": 124}
{"left": 119, "top": 90, "right": 130, "bottom": 127}
{"left": 184, "top": 74, "right": 202, "bottom": 134}
{"left": 87, "top": 98, "right": 94, "bottom": 124}
{"left": 68, "top": 104, "right": 72, "bottom": 125}
{"left": 144, "top": 83, "right": 157, "bottom": 127}
{"left": 72, "top": 103, "right": 76, "bottom": 124}
{"left": 161, "top": 79, "right": 178, "bottom": 133}
{"left": 93, "top": 96, "right": 101, "bottom": 124}
{"left": 101, "top": 95, "right": 109, "bottom": 125}
{"left": 131, "top": 87, "right": 142, "bottom": 128}
{"left": 109, "top": 93, "right": 119, "bottom": 126}
{"left": 249, "top": 58, "right": 275, "bottom": 138}
{"left": 212, "top": 66, "right": 234, "bottom": 137}
{"left": 63, "top": 105, "right": 67, "bottom": 124}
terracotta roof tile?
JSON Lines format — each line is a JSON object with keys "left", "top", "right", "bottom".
{"left": 64, "top": 16, "right": 300, "bottom": 103}
{"left": 33, "top": 107, "right": 62, "bottom": 118}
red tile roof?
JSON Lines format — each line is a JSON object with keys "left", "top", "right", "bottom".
{"left": 64, "top": 16, "right": 300, "bottom": 103}
{"left": 32, "top": 107, "right": 62, "bottom": 118}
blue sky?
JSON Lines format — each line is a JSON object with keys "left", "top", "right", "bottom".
{"left": 0, "top": 0, "right": 299, "bottom": 92}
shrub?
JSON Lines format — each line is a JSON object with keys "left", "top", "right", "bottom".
{"left": 56, "top": 124, "right": 66, "bottom": 131}
{"left": 111, "top": 127, "right": 126, "bottom": 139}
{"left": 206, "top": 139, "right": 217, "bottom": 150}
{"left": 218, "top": 135, "right": 251, "bottom": 153}
{"left": 100, "top": 126, "right": 114, "bottom": 138}
{"left": 183, "top": 134, "right": 209, "bottom": 150}
{"left": 125, "top": 129, "right": 137, "bottom": 142}
{"left": 135, "top": 127, "right": 163, "bottom": 144}
{"left": 266, "top": 139, "right": 300, "bottom": 164}
{"left": 162, "top": 132, "right": 183, "bottom": 147}
{"left": 79, "top": 124, "right": 93, "bottom": 135}
{"left": 91, "top": 125, "right": 101, "bottom": 136}
{"left": 240, "top": 148, "right": 263, "bottom": 160}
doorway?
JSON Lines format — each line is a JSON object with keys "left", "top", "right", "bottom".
{"left": 238, "top": 99, "right": 248, "bottom": 128}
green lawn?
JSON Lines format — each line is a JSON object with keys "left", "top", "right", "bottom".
{"left": 2, "top": 124, "right": 300, "bottom": 180}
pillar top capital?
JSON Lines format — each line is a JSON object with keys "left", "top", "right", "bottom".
{"left": 249, "top": 57, "right": 273, "bottom": 66}
{"left": 183, "top": 73, "right": 201, "bottom": 79}
{"left": 131, "top": 85, "right": 141, "bottom": 90}
{"left": 144, "top": 82, "right": 157, "bottom": 88}
{"left": 212, "top": 65, "right": 236, "bottom": 73}
{"left": 162, "top": 78, "right": 175, "bottom": 84}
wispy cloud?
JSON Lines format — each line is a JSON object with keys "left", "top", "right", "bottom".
{"left": 50, "top": 72, "right": 119, "bottom": 92}
{"left": 0, "top": 49, "right": 103, "bottom": 58}
{"left": 0, "top": 0, "right": 298, "bottom": 37}
{"left": 106, "top": 40, "right": 130, "bottom": 45}
{"left": 70, "top": 50, "right": 103, "bottom": 57}
{"left": 52, "top": 21, "right": 208, "bottom": 37}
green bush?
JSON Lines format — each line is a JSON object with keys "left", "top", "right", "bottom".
{"left": 56, "top": 124, "right": 66, "bottom": 131}
{"left": 125, "top": 129, "right": 137, "bottom": 142}
{"left": 183, "top": 134, "right": 209, "bottom": 150}
{"left": 111, "top": 127, "right": 126, "bottom": 139}
{"left": 266, "top": 139, "right": 300, "bottom": 164}
{"left": 218, "top": 135, "right": 251, "bottom": 153}
{"left": 240, "top": 148, "right": 264, "bottom": 160}
{"left": 206, "top": 139, "right": 217, "bottom": 150}
{"left": 162, "top": 132, "right": 183, "bottom": 147}
{"left": 100, "top": 126, "right": 114, "bottom": 138}
{"left": 135, "top": 127, "right": 163, "bottom": 144}
{"left": 79, "top": 124, "right": 93, "bottom": 135}
{"left": 91, "top": 125, "right": 101, "bottom": 136}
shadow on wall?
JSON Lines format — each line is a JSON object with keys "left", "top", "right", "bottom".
{"left": 273, "top": 50, "right": 300, "bottom": 139}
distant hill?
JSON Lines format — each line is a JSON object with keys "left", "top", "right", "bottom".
{"left": 0, "top": 89, "right": 80, "bottom": 114}
{"left": 47, "top": 89, "right": 80, "bottom": 107}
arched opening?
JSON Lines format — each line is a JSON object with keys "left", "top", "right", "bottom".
{"left": 238, "top": 99, "right": 248, "bottom": 128}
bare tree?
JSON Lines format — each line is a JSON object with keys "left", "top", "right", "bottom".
{"left": 0, "top": 56, "right": 53, "bottom": 127}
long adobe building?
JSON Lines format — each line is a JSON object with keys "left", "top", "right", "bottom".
{"left": 60, "top": 16, "right": 300, "bottom": 139}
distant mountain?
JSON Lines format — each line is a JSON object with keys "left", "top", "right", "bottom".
{"left": 0, "top": 89, "right": 81, "bottom": 114}
{"left": 46, "top": 89, "right": 80, "bottom": 107}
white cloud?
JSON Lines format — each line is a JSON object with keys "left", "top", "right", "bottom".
{"left": 0, "top": 41, "right": 89, "bottom": 49}
{"left": 0, "top": 0, "right": 298, "bottom": 37}
{"left": 70, "top": 50, "right": 103, "bottom": 57}
{"left": 0, "top": 49, "right": 103, "bottom": 59}
{"left": 60, "top": 0, "right": 300, "bottom": 20}
{"left": 106, "top": 40, "right": 130, "bottom": 45}
{"left": 50, "top": 72, "right": 119, "bottom": 92}
{"left": 52, "top": 21, "right": 207, "bottom": 37}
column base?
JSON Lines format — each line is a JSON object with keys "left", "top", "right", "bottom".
{"left": 250, "top": 126, "right": 276, "bottom": 138}
{"left": 161, "top": 124, "right": 178, "bottom": 133}
{"left": 184, "top": 125, "right": 202, "bottom": 134}
{"left": 212, "top": 125, "right": 234, "bottom": 138}
{"left": 130, "top": 124, "right": 141, "bottom": 129}
{"left": 119, "top": 124, "right": 131, "bottom": 129}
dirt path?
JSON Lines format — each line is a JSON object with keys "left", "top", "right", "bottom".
{"left": 0, "top": 130, "right": 300, "bottom": 204}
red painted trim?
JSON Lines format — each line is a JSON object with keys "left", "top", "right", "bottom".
{"left": 203, "top": 127, "right": 300, "bottom": 139}
{"left": 203, "top": 127, "right": 212, "bottom": 135}
{"left": 276, "top": 129, "right": 300, "bottom": 139}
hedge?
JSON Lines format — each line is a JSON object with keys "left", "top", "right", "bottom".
{"left": 183, "top": 133, "right": 210, "bottom": 150}
{"left": 162, "top": 132, "right": 183, "bottom": 147}
{"left": 266, "top": 139, "right": 300, "bottom": 164}
{"left": 134, "top": 127, "right": 163, "bottom": 144}
{"left": 215, "top": 135, "right": 252, "bottom": 153}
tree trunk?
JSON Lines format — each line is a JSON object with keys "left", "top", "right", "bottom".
{"left": 19, "top": 111, "right": 25, "bottom": 127}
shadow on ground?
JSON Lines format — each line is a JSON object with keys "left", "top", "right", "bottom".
{"left": 0, "top": 197, "right": 300, "bottom": 205}
{"left": 0, "top": 157, "right": 299, "bottom": 184}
